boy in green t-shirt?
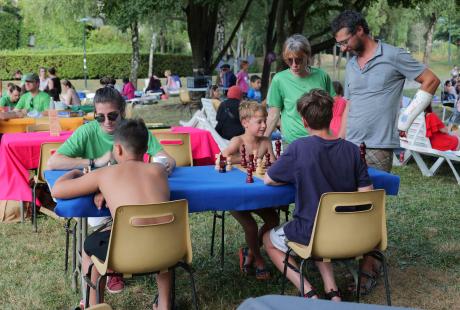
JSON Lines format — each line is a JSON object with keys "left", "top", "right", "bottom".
{"left": 0, "top": 84, "right": 21, "bottom": 110}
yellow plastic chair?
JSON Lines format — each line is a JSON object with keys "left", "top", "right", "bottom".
{"left": 179, "top": 89, "right": 191, "bottom": 105}
{"left": 0, "top": 118, "right": 35, "bottom": 133}
{"left": 32, "top": 142, "right": 63, "bottom": 232}
{"left": 26, "top": 123, "right": 50, "bottom": 132}
{"left": 281, "top": 190, "right": 391, "bottom": 305}
{"left": 84, "top": 199, "right": 198, "bottom": 309}
{"left": 59, "top": 117, "right": 84, "bottom": 131}
{"left": 152, "top": 132, "right": 193, "bottom": 167}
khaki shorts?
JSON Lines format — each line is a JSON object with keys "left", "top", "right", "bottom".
{"left": 365, "top": 148, "right": 393, "bottom": 172}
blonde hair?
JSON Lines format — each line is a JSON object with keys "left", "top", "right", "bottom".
{"left": 239, "top": 100, "right": 267, "bottom": 122}
{"left": 164, "top": 70, "right": 171, "bottom": 77}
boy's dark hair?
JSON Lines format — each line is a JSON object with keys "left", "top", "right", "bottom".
{"left": 113, "top": 119, "right": 149, "bottom": 155}
{"left": 250, "top": 75, "right": 261, "bottom": 83}
{"left": 8, "top": 84, "right": 20, "bottom": 93}
{"left": 48, "top": 67, "right": 57, "bottom": 75}
{"left": 122, "top": 77, "right": 129, "bottom": 84}
{"left": 94, "top": 86, "right": 126, "bottom": 116}
{"left": 333, "top": 81, "right": 344, "bottom": 96}
{"left": 331, "top": 10, "right": 370, "bottom": 36}
{"left": 296, "top": 89, "right": 333, "bottom": 130}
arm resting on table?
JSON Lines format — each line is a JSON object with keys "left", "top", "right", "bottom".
{"left": 47, "top": 153, "right": 91, "bottom": 170}
{"left": 51, "top": 169, "right": 100, "bottom": 199}
{"left": 264, "top": 173, "right": 285, "bottom": 186}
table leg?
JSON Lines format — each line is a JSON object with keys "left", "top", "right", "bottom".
{"left": 20, "top": 201, "right": 24, "bottom": 223}
{"left": 72, "top": 218, "right": 82, "bottom": 290}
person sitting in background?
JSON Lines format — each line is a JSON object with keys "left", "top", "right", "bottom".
{"left": 444, "top": 80, "right": 457, "bottom": 101}
{"left": 425, "top": 104, "right": 460, "bottom": 151}
{"left": 51, "top": 119, "right": 172, "bottom": 309}
{"left": 222, "top": 101, "right": 278, "bottom": 280}
{"left": 208, "top": 85, "right": 221, "bottom": 111}
{"left": 330, "top": 81, "right": 347, "bottom": 137}
{"left": 236, "top": 60, "right": 250, "bottom": 97}
{"left": 247, "top": 75, "right": 262, "bottom": 103}
{"left": 164, "top": 70, "right": 181, "bottom": 93}
{"left": 46, "top": 67, "right": 61, "bottom": 101}
{"left": 215, "top": 85, "right": 244, "bottom": 140}
{"left": 263, "top": 89, "right": 373, "bottom": 301}
{"left": 145, "top": 75, "right": 165, "bottom": 94}
{"left": 13, "top": 69, "right": 22, "bottom": 81}
{"left": 61, "top": 80, "right": 81, "bottom": 106}
{"left": 0, "top": 84, "right": 21, "bottom": 111}
{"left": 0, "top": 73, "right": 51, "bottom": 120}
{"left": 121, "top": 77, "right": 135, "bottom": 100}
{"left": 39, "top": 67, "right": 49, "bottom": 91}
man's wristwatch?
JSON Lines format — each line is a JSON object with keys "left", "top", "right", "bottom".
{"left": 89, "top": 158, "right": 95, "bottom": 169}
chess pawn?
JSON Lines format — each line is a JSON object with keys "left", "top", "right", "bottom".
{"left": 246, "top": 167, "right": 254, "bottom": 183}
{"left": 275, "top": 139, "right": 282, "bottom": 158}
{"left": 226, "top": 156, "right": 232, "bottom": 171}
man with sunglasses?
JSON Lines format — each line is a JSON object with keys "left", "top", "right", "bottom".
{"left": 331, "top": 10, "right": 440, "bottom": 296}
{"left": 264, "top": 34, "right": 335, "bottom": 144}
{"left": 331, "top": 10, "right": 439, "bottom": 172}
{"left": 0, "top": 73, "right": 51, "bottom": 120}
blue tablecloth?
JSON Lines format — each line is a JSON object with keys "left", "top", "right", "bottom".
{"left": 44, "top": 165, "right": 399, "bottom": 218}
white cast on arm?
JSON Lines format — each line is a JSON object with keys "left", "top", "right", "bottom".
{"left": 398, "top": 89, "right": 433, "bottom": 131}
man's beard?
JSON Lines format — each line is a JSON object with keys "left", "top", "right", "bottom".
{"left": 351, "top": 38, "right": 365, "bottom": 56}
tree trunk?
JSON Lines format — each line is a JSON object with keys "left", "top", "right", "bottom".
{"left": 130, "top": 20, "right": 140, "bottom": 88}
{"left": 423, "top": 12, "right": 436, "bottom": 65}
{"left": 261, "top": 0, "right": 279, "bottom": 99}
{"left": 148, "top": 31, "right": 157, "bottom": 78}
{"left": 185, "top": 2, "right": 219, "bottom": 74}
{"left": 216, "top": 9, "right": 225, "bottom": 52}
{"left": 159, "top": 29, "right": 165, "bottom": 54}
{"left": 275, "top": 0, "right": 287, "bottom": 72}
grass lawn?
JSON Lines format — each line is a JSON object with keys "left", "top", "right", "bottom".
{"left": 0, "top": 160, "right": 459, "bottom": 309}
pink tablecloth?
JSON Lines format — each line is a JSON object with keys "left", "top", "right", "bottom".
{"left": 0, "top": 131, "right": 72, "bottom": 202}
{"left": 171, "top": 126, "right": 220, "bottom": 166}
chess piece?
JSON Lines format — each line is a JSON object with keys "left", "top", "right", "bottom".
{"left": 360, "top": 142, "right": 367, "bottom": 165}
{"left": 255, "top": 158, "right": 265, "bottom": 175}
{"left": 264, "top": 152, "right": 271, "bottom": 167}
{"left": 226, "top": 156, "right": 232, "bottom": 171}
{"left": 219, "top": 156, "right": 226, "bottom": 173}
{"left": 215, "top": 153, "right": 221, "bottom": 170}
{"left": 246, "top": 166, "right": 254, "bottom": 183}
{"left": 248, "top": 154, "right": 255, "bottom": 172}
{"left": 241, "top": 144, "right": 247, "bottom": 167}
{"left": 275, "top": 139, "right": 281, "bottom": 158}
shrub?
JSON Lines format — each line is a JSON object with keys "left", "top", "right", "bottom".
{"left": 0, "top": 11, "right": 20, "bottom": 50}
{"left": 0, "top": 52, "right": 193, "bottom": 79}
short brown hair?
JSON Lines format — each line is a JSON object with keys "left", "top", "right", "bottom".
{"left": 296, "top": 89, "right": 333, "bottom": 130}
{"left": 239, "top": 100, "right": 267, "bottom": 122}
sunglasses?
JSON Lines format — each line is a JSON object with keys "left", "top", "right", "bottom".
{"left": 94, "top": 111, "right": 120, "bottom": 123}
{"left": 286, "top": 57, "right": 304, "bottom": 66}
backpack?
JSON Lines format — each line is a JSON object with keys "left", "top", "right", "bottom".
{"left": 172, "top": 75, "right": 182, "bottom": 88}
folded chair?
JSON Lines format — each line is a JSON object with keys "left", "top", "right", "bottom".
{"left": 84, "top": 199, "right": 198, "bottom": 309}
{"left": 152, "top": 132, "right": 193, "bottom": 167}
{"left": 400, "top": 113, "right": 460, "bottom": 184}
{"left": 201, "top": 98, "right": 218, "bottom": 128}
{"left": 281, "top": 190, "right": 391, "bottom": 305}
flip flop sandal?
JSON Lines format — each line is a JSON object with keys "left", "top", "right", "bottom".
{"left": 255, "top": 267, "right": 271, "bottom": 280}
{"left": 325, "top": 289, "right": 342, "bottom": 301}
{"left": 238, "top": 247, "right": 253, "bottom": 274}
{"left": 303, "top": 287, "right": 318, "bottom": 299}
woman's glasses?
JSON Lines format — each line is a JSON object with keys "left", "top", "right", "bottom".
{"left": 286, "top": 57, "right": 304, "bottom": 66}
{"left": 95, "top": 111, "right": 120, "bottom": 123}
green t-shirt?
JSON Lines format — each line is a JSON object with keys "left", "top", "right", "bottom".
{"left": 15, "top": 91, "right": 51, "bottom": 112}
{"left": 267, "top": 67, "right": 335, "bottom": 143}
{"left": 57, "top": 120, "right": 163, "bottom": 159}
{"left": 0, "top": 95, "right": 15, "bottom": 108}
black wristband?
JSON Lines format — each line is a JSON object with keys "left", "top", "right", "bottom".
{"left": 89, "top": 158, "right": 95, "bottom": 169}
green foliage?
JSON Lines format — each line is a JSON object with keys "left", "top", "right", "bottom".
{"left": 0, "top": 10, "right": 20, "bottom": 50}
{"left": 0, "top": 52, "right": 192, "bottom": 79}
{"left": 86, "top": 25, "right": 131, "bottom": 52}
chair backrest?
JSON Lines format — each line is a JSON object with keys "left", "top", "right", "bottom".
{"left": 201, "top": 98, "right": 218, "bottom": 127}
{"left": 38, "top": 142, "right": 63, "bottom": 182}
{"left": 403, "top": 113, "right": 432, "bottom": 149}
{"left": 106, "top": 199, "right": 192, "bottom": 276}
{"left": 179, "top": 90, "right": 191, "bottom": 104}
{"left": 309, "top": 190, "right": 387, "bottom": 260}
{"left": 152, "top": 132, "right": 193, "bottom": 166}
{"left": 26, "top": 123, "right": 50, "bottom": 133}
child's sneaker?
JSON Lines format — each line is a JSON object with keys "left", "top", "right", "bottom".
{"left": 106, "top": 275, "right": 124, "bottom": 294}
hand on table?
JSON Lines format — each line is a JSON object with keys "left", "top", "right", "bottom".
{"left": 94, "top": 151, "right": 114, "bottom": 168}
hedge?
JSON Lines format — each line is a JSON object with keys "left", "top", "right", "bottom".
{"left": 0, "top": 53, "right": 193, "bottom": 80}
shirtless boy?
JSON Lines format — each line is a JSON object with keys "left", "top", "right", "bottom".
{"left": 51, "top": 119, "right": 171, "bottom": 309}
{"left": 222, "top": 101, "right": 278, "bottom": 280}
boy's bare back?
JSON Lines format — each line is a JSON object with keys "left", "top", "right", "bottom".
{"left": 97, "top": 162, "right": 169, "bottom": 215}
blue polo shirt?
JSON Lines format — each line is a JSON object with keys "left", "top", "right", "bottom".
{"left": 267, "top": 136, "right": 372, "bottom": 245}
